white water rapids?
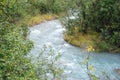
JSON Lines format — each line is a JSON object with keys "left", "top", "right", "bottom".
{"left": 29, "top": 20, "right": 120, "bottom": 80}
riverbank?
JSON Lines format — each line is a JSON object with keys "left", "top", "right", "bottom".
{"left": 16, "top": 12, "right": 120, "bottom": 53}
{"left": 27, "top": 14, "right": 58, "bottom": 26}
{"left": 16, "top": 13, "right": 65, "bottom": 27}
{"left": 64, "top": 31, "right": 120, "bottom": 53}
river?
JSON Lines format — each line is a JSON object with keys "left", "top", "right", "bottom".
{"left": 29, "top": 20, "right": 120, "bottom": 80}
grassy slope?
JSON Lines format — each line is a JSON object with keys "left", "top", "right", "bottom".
{"left": 28, "top": 14, "right": 59, "bottom": 26}
{"left": 64, "top": 31, "right": 120, "bottom": 53}
{"left": 16, "top": 13, "right": 59, "bottom": 27}
{"left": 22, "top": 12, "right": 66, "bottom": 27}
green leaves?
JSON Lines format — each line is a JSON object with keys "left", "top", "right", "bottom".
{"left": 0, "top": 22, "right": 37, "bottom": 80}
{"left": 0, "top": 1, "right": 39, "bottom": 79}
{"left": 1, "top": 0, "right": 67, "bottom": 79}
{"left": 65, "top": 0, "right": 120, "bottom": 50}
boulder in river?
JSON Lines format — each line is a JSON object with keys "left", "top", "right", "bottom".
{"left": 115, "top": 69, "right": 120, "bottom": 76}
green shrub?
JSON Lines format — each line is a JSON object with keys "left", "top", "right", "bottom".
{"left": 0, "top": 22, "right": 40, "bottom": 80}
{"left": 50, "top": 1, "right": 63, "bottom": 14}
{"left": 88, "top": 0, "right": 120, "bottom": 47}
{"left": 0, "top": 1, "right": 39, "bottom": 79}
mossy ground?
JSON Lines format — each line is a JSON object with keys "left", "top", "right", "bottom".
{"left": 64, "top": 31, "right": 120, "bottom": 53}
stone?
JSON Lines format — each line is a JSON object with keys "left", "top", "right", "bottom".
{"left": 115, "top": 69, "right": 120, "bottom": 76}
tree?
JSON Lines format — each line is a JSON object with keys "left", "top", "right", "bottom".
{"left": 88, "top": 0, "right": 120, "bottom": 47}
{"left": 64, "top": 0, "right": 120, "bottom": 49}
{"left": 0, "top": 0, "right": 39, "bottom": 79}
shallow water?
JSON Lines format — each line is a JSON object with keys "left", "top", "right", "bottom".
{"left": 29, "top": 20, "right": 120, "bottom": 80}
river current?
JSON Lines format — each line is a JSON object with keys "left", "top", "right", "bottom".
{"left": 29, "top": 20, "right": 120, "bottom": 80}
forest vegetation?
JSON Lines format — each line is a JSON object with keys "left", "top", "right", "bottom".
{"left": 63, "top": 0, "right": 120, "bottom": 52}
{"left": 0, "top": 0, "right": 68, "bottom": 79}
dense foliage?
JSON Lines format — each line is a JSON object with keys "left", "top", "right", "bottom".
{"left": 87, "top": 0, "right": 120, "bottom": 47}
{"left": 0, "top": 0, "right": 67, "bottom": 79}
{"left": 0, "top": 0, "right": 39, "bottom": 80}
{"left": 65, "top": 0, "right": 120, "bottom": 51}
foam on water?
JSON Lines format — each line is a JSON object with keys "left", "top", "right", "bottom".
{"left": 29, "top": 20, "right": 120, "bottom": 80}
{"left": 31, "top": 29, "right": 41, "bottom": 35}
